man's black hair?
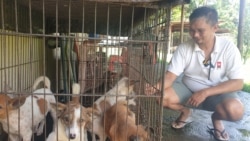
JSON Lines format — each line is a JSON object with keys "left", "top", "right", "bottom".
{"left": 189, "top": 6, "right": 218, "bottom": 26}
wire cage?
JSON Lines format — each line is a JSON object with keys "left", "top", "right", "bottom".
{"left": 0, "top": 0, "right": 188, "bottom": 141}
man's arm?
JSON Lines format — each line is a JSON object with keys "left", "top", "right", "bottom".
{"left": 156, "top": 71, "right": 177, "bottom": 90}
{"left": 145, "top": 71, "right": 177, "bottom": 95}
{"left": 202, "top": 79, "right": 243, "bottom": 97}
{"left": 162, "top": 71, "right": 178, "bottom": 90}
{"left": 187, "top": 79, "right": 243, "bottom": 107}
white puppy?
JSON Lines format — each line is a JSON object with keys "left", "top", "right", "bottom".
{"left": 0, "top": 76, "right": 56, "bottom": 141}
{"left": 32, "top": 76, "right": 57, "bottom": 135}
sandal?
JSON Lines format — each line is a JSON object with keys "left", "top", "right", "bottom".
{"left": 171, "top": 109, "right": 193, "bottom": 129}
{"left": 171, "top": 120, "right": 193, "bottom": 129}
{"left": 207, "top": 126, "right": 229, "bottom": 141}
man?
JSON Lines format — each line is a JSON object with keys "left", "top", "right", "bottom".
{"left": 146, "top": 6, "right": 244, "bottom": 141}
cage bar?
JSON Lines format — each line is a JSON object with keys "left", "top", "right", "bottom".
{"left": 0, "top": 0, "right": 188, "bottom": 141}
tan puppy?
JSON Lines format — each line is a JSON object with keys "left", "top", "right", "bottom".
{"left": 46, "top": 83, "right": 98, "bottom": 141}
{"left": 104, "top": 100, "right": 150, "bottom": 141}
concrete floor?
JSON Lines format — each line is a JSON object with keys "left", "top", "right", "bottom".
{"left": 161, "top": 91, "right": 250, "bottom": 141}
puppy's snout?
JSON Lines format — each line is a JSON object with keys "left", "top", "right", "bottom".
{"left": 69, "top": 133, "right": 76, "bottom": 139}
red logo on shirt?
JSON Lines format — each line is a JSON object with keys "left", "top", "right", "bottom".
{"left": 217, "top": 61, "right": 221, "bottom": 68}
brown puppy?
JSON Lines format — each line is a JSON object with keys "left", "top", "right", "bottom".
{"left": 103, "top": 100, "right": 150, "bottom": 141}
{"left": 88, "top": 77, "right": 136, "bottom": 141}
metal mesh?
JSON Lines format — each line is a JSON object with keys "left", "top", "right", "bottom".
{"left": 0, "top": 0, "right": 173, "bottom": 140}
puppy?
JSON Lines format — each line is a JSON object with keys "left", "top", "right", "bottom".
{"left": 0, "top": 76, "right": 56, "bottom": 141}
{"left": 104, "top": 100, "right": 149, "bottom": 141}
{"left": 46, "top": 83, "right": 98, "bottom": 141}
{"left": 32, "top": 76, "right": 57, "bottom": 135}
{"left": 88, "top": 77, "right": 137, "bottom": 141}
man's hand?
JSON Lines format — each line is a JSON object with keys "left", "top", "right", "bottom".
{"left": 186, "top": 90, "right": 208, "bottom": 107}
{"left": 145, "top": 83, "right": 160, "bottom": 95}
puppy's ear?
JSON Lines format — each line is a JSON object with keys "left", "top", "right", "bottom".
{"left": 84, "top": 107, "right": 100, "bottom": 130}
{"left": 99, "top": 100, "right": 111, "bottom": 113}
{"left": 8, "top": 96, "right": 27, "bottom": 110}
{"left": 85, "top": 107, "right": 100, "bottom": 118}
{"left": 145, "top": 126, "right": 154, "bottom": 134}
{"left": 128, "top": 80, "right": 139, "bottom": 90}
{"left": 50, "top": 102, "right": 67, "bottom": 117}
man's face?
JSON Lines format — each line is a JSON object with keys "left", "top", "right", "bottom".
{"left": 189, "top": 17, "right": 218, "bottom": 46}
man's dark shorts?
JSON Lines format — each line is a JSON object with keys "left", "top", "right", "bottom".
{"left": 172, "top": 78, "right": 239, "bottom": 111}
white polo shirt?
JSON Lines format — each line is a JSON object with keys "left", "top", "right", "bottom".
{"left": 168, "top": 36, "right": 244, "bottom": 92}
